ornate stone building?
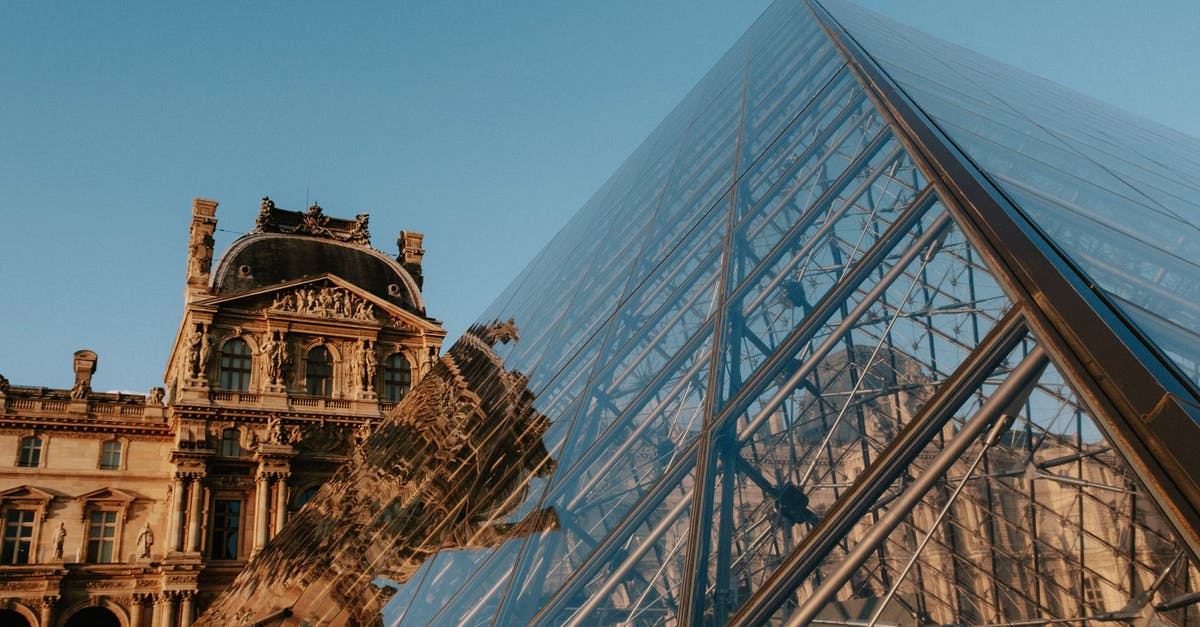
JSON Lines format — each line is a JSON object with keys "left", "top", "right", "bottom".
{"left": 0, "top": 198, "right": 446, "bottom": 626}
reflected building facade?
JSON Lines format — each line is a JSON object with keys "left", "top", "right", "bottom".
{"left": 205, "top": 0, "right": 1200, "bottom": 625}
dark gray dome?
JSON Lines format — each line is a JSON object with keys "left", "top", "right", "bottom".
{"left": 211, "top": 233, "right": 424, "bottom": 314}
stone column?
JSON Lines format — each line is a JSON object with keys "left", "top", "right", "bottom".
{"left": 179, "top": 593, "right": 195, "bottom": 627}
{"left": 272, "top": 478, "right": 289, "bottom": 537}
{"left": 39, "top": 596, "right": 56, "bottom": 627}
{"left": 254, "top": 474, "right": 271, "bottom": 552}
{"left": 166, "top": 476, "right": 185, "bottom": 551}
{"left": 185, "top": 475, "right": 204, "bottom": 552}
{"left": 129, "top": 595, "right": 145, "bottom": 627}
{"left": 154, "top": 594, "right": 176, "bottom": 627}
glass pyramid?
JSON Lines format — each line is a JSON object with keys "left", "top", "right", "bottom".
{"left": 198, "top": 1, "right": 1200, "bottom": 625}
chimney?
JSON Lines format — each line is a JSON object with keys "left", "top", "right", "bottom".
{"left": 397, "top": 231, "right": 425, "bottom": 290}
{"left": 186, "top": 198, "right": 219, "bottom": 301}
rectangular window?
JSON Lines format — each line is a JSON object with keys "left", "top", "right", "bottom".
{"left": 100, "top": 441, "right": 122, "bottom": 470}
{"left": 1, "top": 510, "right": 35, "bottom": 564}
{"left": 17, "top": 437, "right": 42, "bottom": 468}
{"left": 86, "top": 510, "right": 118, "bottom": 563}
{"left": 211, "top": 499, "right": 240, "bottom": 560}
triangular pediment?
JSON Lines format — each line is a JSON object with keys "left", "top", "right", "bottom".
{"left": 0, "top": 485, "right": 55, "bottom": 502}
{"left": 197, "top": 274, "right": 441, "bottom": 333}
{"left": 77, "top": 486, "right": 138, "bottom": 503}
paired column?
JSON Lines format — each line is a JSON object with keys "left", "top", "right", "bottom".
{"left": 153, "top": 594, "right": 176, "bottom": 627}
{"left": 254, "top": 474, "right": 271, "bottom": 553}
{"left": 272, "top": 478, "right": 289, "bottom": 536}
{"left": 166, "top": 476, "right": 185, "bottom": 552}
{"left": 179, "top": 593, "right": 195, "bottom": 627}
{"left": 129, "top": 594, "right": 148, "bottom": 627}
{"left": 184, "top": 474, "right": 205, "bottom": 552}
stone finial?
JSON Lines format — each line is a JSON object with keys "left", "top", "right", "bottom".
{"left": 397, "top": 231, "right": 425, "bottom": 290}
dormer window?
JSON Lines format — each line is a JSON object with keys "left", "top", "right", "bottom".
{"left": 305, "top": 346, "right": 333, "bottom": 396}
{"left": 219, "top": 338, "right": 253, "bottom": 391}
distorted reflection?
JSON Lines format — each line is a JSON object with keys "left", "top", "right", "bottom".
{"left": 197, "top": 319, "right": 557, "bottom": 626}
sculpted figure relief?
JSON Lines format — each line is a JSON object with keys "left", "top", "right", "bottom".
{"left": 70, "top": 380, "right": 90, "bottom": 400}
{"left": 136, "top": 522, "right": 154, "bottom": 559}
{"left": 147, "top": 387, "right": 165, "bottom": 406}
{"left": 271, "top": 286, "right": 375, "bottom": 321}
{"left": 355, "top": 340, "right": 376, "bottom": 391}
{"left": 261, "top": 331, "right": 290, "bottom": 387}
{"left": 183, "top": 325, "right": 204, "bottom": 378}
{"left": 52, "top": 523, "right": 66, "bottom": 559}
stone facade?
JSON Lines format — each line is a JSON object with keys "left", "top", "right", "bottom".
{"left": 0, "top": 198, "right": 445, "bottom": 627}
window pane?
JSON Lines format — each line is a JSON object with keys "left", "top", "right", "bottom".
{"left": 383, "top": 354, "right": 411, "bottom": 402}
{"left": 87, "top": 511, "right": 117, "bottom": 563}
{"left": 306, "top": 346, "right": 333, "bottom": 396}
{"left": 211, "top": 500, "right": 241, "bottom": 560}
{"left": 100, "top": 441, "right": 122, "bottom": 470}
{"left": 219, "top": 338, "right": 253, "bottom": 391}
{"left": 17, "top": 437, "right": 41, "bottom": 467}
{"left": 2, "top": 510, "right": 34, "bottom": 564}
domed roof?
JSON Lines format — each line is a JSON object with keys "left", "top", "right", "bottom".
{"left": 210, "top": 200, "right": 425, "bottom": 314}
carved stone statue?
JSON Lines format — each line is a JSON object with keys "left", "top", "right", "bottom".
{"left": 147, "top": 387, "right": 165, "bottom": 406}
{"left": 347, "top": 213, "right": 370, "bottom": 245}
{"left": 184, "top": 325, "right": 204, "bottom": 378}
{"left": 256, "top": 196, "right": 276, "bottom": 229}
{"left": 52, "top": 523, "right": 66, "bottom": 559}
{"left": 70, "top": 380, "right": 90, "bottom": 400}
{"left": 267, "top": 414, "right": 285, "bottom": 444}
{"left": 262, "top": 332, "right": 287, "bottom": 386}
{"left": 352, "top": 341, "right": 376, "bottom": 392}
{"left": 0, "top": 373, "right": 9, "bottom": 393}
{"left": 189, "top": 230, "right": 215, "bottom": 276}
{"left": 199, "top": 333, "right": 213, "bottom": 378}
{"left": 136, "top": 522, "right": 154, "bottom": 559}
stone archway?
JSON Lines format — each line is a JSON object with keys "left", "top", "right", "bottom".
{"left": 63, "top": 606, "right": 121, "bottom": 627}
{"left": 0, "top": 608, "right": 32, "bottom": 627}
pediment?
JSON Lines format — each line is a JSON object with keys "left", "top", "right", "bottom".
{"left": 77, "top": 487, "right": 138, "bottom": 504}
{"left": 198, "top": 274, "right": 440, "bottom": 333}
{"left": 0, "top": 485, "right": 55, "bottom": 502}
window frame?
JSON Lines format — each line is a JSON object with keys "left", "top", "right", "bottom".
{"left": 220, "top": 428, "right": 242, "bottom": 458}
{"left": 209, "top": 498, "right": 243, "bottom": 560}
{"left": 305, "top": 345, "right": 334, "bottom": 397}
{"left": 383, "top": 353, "right": 412, "bottom": 402}
{"left": 1, "top": 509, "right": 37, "bottom": 565}
{"left": 85, "top": 510, "right": 120, "bottom": 563}
{"left": 98, "top": 439, "right": 125, "bottom": 471}
{"left": 16, "top": 436, "right": 43, "bottom": 468}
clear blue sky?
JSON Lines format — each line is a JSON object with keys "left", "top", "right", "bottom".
{"left": 2, "top": 1, "right": 1197, "bottom": 392}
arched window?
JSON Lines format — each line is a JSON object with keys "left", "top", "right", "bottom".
{"left": 99, "top": 440, "right": 122, "bottom": 470}
{"left": 305, "top": 346, "right": 333, "bottom": 397}
{"left": 219, "top": 338, "right": 252, "bottom": 391}
{"left": 220, "top": 428, "right": 241, "bottom": 457}
{"left": 296, "top": 486, "right": 320, "bottom": 509}
{"left": 383, "top": 353, "right": 411, "bottom": 402}
{"left": 17, "top": 437, "right": 42, "bottom": 468}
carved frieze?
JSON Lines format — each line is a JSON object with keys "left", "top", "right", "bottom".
{"left": 270, "top": 286, "right": 375, "bottom": 322}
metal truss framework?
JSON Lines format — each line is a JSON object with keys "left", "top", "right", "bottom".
{"left": 231, "top": 0, "right": 1200, "bottom": 624}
